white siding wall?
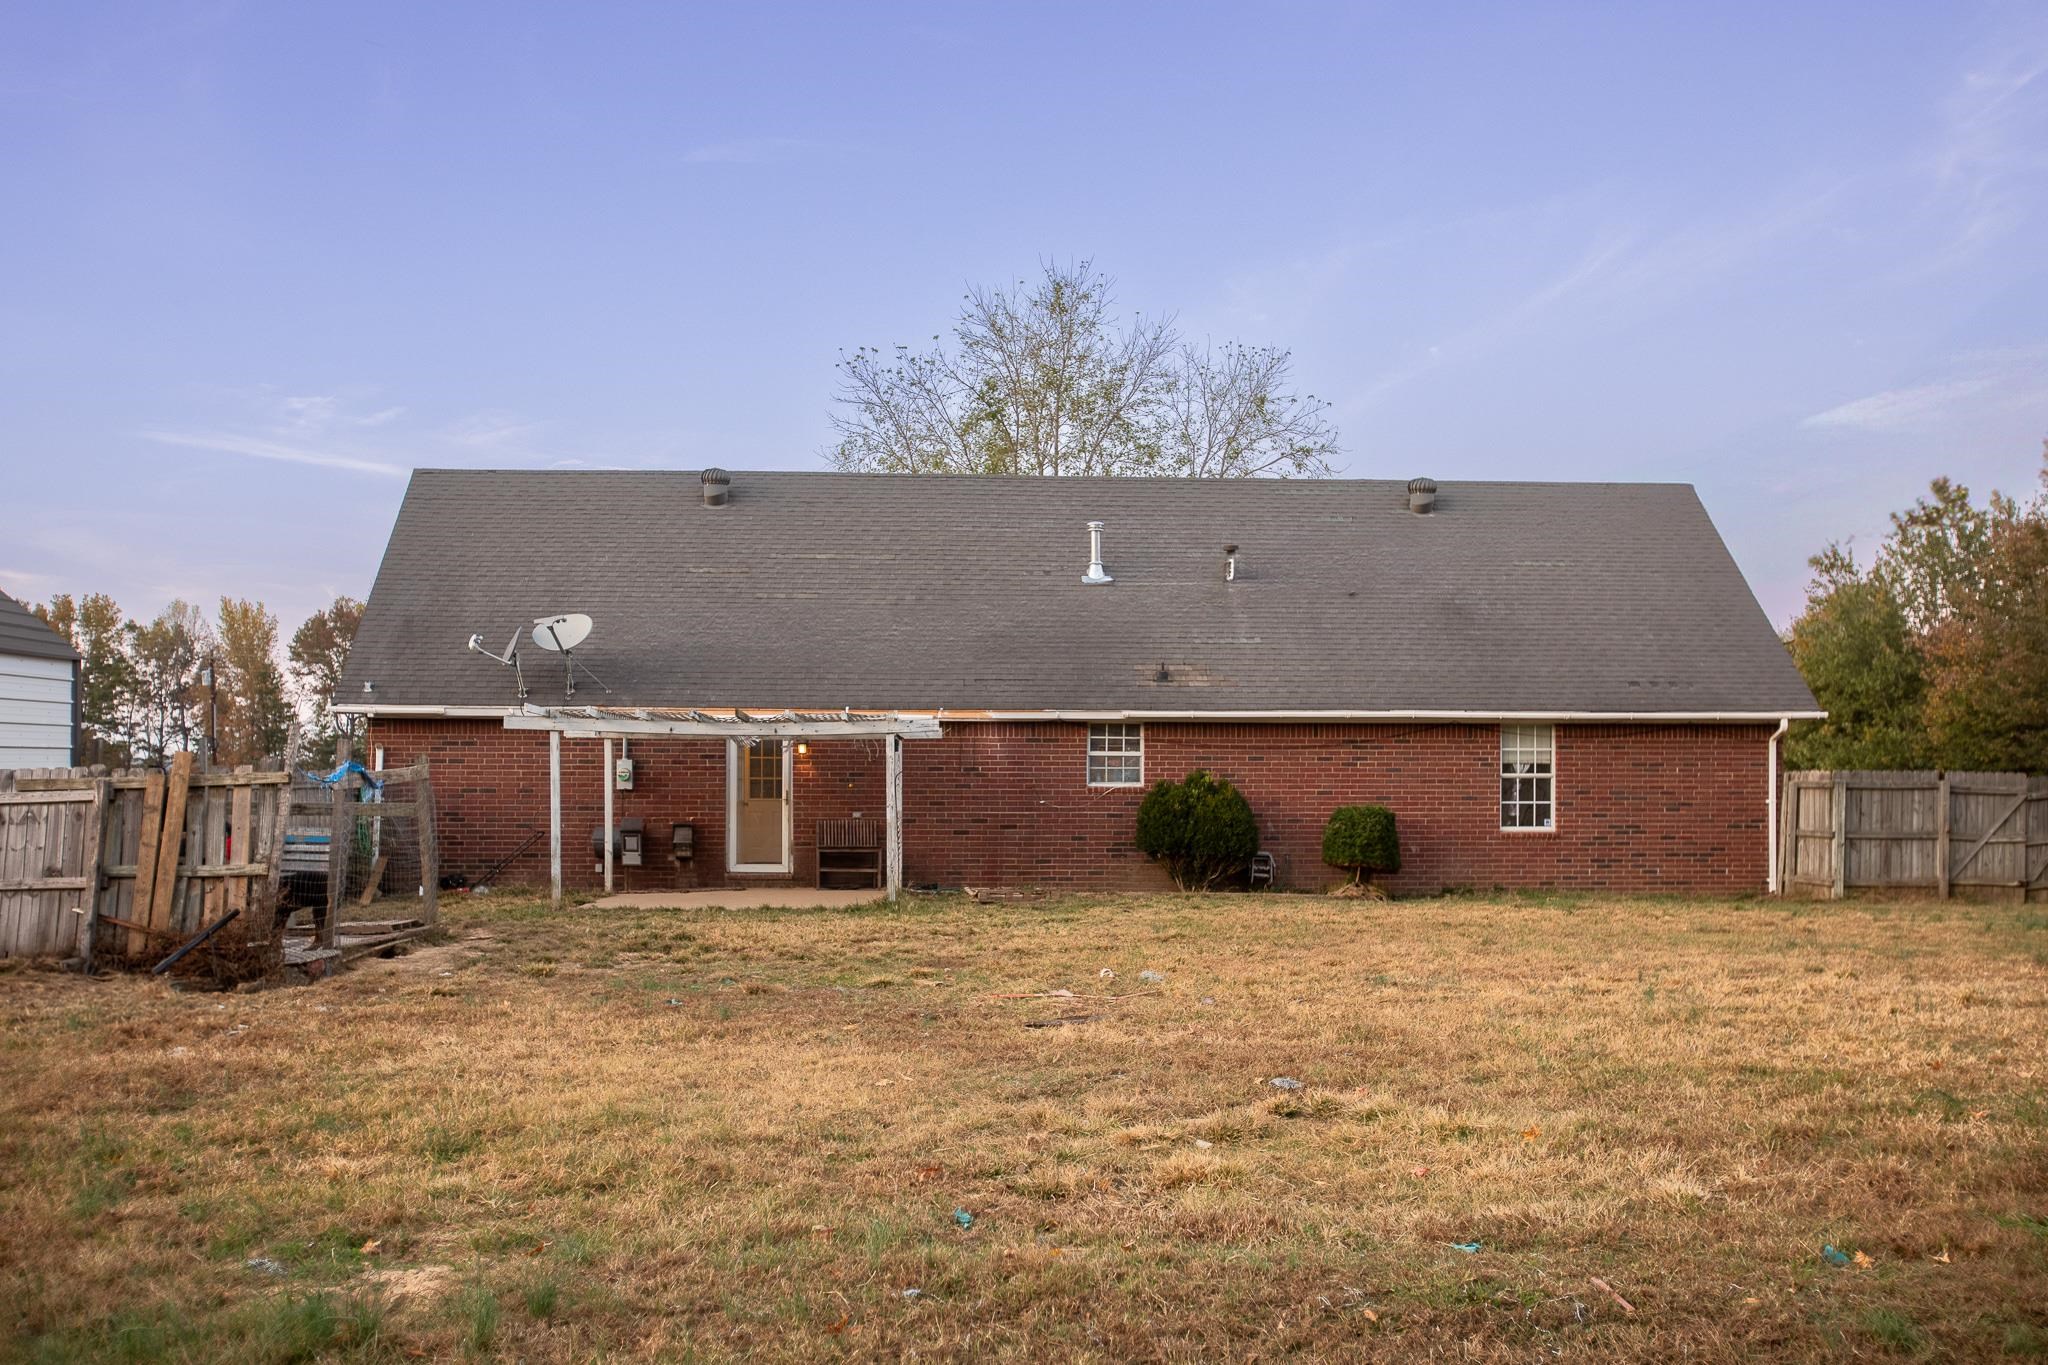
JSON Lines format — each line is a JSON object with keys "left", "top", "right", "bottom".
{"left": 0, "top": 653, "right": 74, "bottom": 768}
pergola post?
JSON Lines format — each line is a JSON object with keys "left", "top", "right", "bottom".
{"left": 602, "top": 736, "right": 615, "bottom": 894}
{"left": 548, "top": 730, "right": 562, "bottom": 907}
{"left": 885, "top": 734, "right": 903, "bottom": 901}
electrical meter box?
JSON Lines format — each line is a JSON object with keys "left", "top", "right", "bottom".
{"left": 614, "top": 757, "right": 635, "bottom": 791}
{"left": 589, "top": 817, "right": 647, "bottom": 866}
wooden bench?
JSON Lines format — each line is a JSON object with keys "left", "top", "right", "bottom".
{"left": 816, "top": 819, "right": 883, "bottom": 890}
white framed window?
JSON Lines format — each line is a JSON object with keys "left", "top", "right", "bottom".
{"left": 1500, "top": 724, "right": 1555, "bottom": 830}
{"left": 1087, "top": 723, "right": 1144, "bottom": 787}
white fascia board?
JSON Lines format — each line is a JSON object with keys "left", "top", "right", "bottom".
{"left": 505, "top": 713, "right": 944, "bottom": 740}
{"left": 332, "top": 704, "right": 521, "bottom": 719}
{"left": 975, "top": 709, "right": 1828, "bottom": 723}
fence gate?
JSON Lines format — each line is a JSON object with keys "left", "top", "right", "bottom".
{"left": 0, "top": 770, "right": 106, "bottom": 956}
{"left": 1781, "top": 769, "right": 2048, "bottom": 900}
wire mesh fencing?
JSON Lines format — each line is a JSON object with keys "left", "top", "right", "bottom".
{"left": 284, "top": 761, "right": 439, "bottom": 944}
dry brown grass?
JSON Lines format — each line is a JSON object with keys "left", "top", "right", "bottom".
{"left": 3, "top": 890, "right": 2046, "bottom": 1362}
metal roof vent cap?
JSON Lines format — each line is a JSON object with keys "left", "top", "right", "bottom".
{"left": 1082, "top": 520, "right": 1114, "bottom": 585}
{"left": 1407, "top": 477, "right": 1437, "bottom": 514}
{"left": 701, "top": 468, "right": 731, "bottom": 507}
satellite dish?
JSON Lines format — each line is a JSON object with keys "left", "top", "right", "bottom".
{"left": 532, "top": 613, "right": 593, "bottom": 652}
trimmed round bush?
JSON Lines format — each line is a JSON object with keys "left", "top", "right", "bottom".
{"left": 1134, "top": 769, "right": 1259, "bottom": 890}
{"left": 1322, "top": 805, "right": 1401, "bottom": 885}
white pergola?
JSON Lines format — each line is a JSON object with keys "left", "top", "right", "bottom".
{"left": 503, "top": 704, "right": 944, "bottom": 905}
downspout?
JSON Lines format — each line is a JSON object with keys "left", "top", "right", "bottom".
{"left": 1766, "top": 718, "right": 1790, "bottom": 894}
{"left": 70, "top": 657, "right": 82, "bottom": 766}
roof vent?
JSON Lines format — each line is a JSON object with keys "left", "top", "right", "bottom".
{"left": 1082, "top": 520, "right": 1113, "bottom": 585}
{"left": 1407, "top": 477, "right": 1437, "bottom": 514}
{"left": 701, "top": 468, "right": 731, "bottom": 507}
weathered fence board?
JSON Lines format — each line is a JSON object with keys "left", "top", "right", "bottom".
{"left": 0, "top": 763, "right": 303, "bottom": 963}
{"left": 1782, "top": 769, "right": 2046, "bottom": 900}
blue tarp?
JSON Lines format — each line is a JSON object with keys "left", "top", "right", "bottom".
{"left": 302, "top": 760, "right": 383, "bottom": 793}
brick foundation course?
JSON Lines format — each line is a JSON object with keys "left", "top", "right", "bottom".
{"left": 365, "top": 719, "right": 1772, "bottom": 895}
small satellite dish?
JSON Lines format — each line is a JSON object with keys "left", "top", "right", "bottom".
{"left": 532, "top": 613, "right": 593, "bottom": 653}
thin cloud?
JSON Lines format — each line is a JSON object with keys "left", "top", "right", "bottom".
{"left": 139, "top": 430, "right": 409, "bottom": 479}
{"left": 1802, "top": 377, "right": 1997, "bottom": 432}
{"left": 1801, "top": 345, "right": 2048, "bottom": 433}
{"left": 442, "top": 409, "right": 539, "bottom": 449}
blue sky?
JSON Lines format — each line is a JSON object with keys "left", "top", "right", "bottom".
{"left": 3, "top": 1, "right": 2045, "bottom": 635}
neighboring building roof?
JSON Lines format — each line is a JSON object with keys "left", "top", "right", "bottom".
{"left": 0, "top": 590, "right": 80, "bottom": 663}
{"left": 340, "top": 470, "right": 1819, "bottom": 718}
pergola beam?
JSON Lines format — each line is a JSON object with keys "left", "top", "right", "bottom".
{"left": 521, "top": 704, "right": 937, "bottom": 907}
{"left": 507, "top": 705, "right": 941, "bottom": 741}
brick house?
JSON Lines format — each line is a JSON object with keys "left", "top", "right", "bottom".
{"left": 337, "top": 469, "right": 1820, "bottom": 898}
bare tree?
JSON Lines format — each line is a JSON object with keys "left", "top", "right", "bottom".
{"left": 831, "top": 261, "right": 1337, "bottom": 479}
{"left": 1161, "top": 342, "right": 1339, "bottom": 478}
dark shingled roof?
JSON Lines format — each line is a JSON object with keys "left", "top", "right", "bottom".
{"left": 340, "top": 470, "right": 1818, "bottom": 717}
{"left": 0, "top": 590, "right": 79, "bottom": 663}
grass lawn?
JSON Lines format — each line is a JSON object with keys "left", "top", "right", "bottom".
{"left": 2, "top": 890, "right": 2045, "bottom": 1361}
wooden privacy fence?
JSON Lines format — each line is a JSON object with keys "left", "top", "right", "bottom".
{"left": 1781, "top": 769, "right": 2048, "bottom": 900}
{"left": 0, "top": 755, "right": 293, "bottom": 966}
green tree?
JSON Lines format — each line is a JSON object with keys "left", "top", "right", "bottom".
{"left": 215, "top": 598, "right": 291, "bottom": 766}
{"left": 33, "top": 591, "right": 135, "bottom": 765}
{"left": 1783, "top": 545, "right": 1932, "bottom": 769}
{"left": 288, "top": 596, "right": 364, "bottom": 767}
{"left": 1322, "top": 805, "right": 1402, "bottom": 886}
{"left": 831, "top": 260, "right": 1337, "bottom": 479}
{"left": 1922, "top": 483, "right": 2048, "bottom": 772}
{"left": 1134, "top": 769, "right": 1260, "bottom": 889}
{"left": 126, "top": 601, "right": 210, "bottom": 767}
{"left": 1872, "top": 476, "right": 2016, "bottom": 634}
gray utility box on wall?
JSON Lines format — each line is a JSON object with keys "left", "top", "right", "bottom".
{"left": 589, "top": 817, "right": 647, "bottom": 866}
{"left": 670, "top": 822, "right": 694, "bottom": 862}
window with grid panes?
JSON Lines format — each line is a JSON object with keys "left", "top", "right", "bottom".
{"left": 1086, "top": 723, "right": 1143, "bottom": 786}
{"left": 746, "top": 742, "right": 784, "bottom": 799}
{"left": 1499, "top": 724, "right": 1554, "bottom": 829}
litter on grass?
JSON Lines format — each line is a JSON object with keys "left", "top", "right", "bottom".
{"left": 954, "top": 1209, "right": 975, "bottom": 1229}
{"left": 1821, "top": 1245, "right": 1850, "bottom": 1267}
{"left": 1589, "top": 1276, "right": 1636, "bottom": 1314}
{"left": 1269, "top": 1076, "right": 1305, "bottom": 1091}
{"left": 1447, "top": 1241, "right": 1482, "bottom": 1254}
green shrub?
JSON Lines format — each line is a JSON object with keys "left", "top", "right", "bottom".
{"left": 1134, "top": 770, "right": 1259, "bottom": 890}
{"left": 1322, "top": 806, "right": 1401, "bottom": 885}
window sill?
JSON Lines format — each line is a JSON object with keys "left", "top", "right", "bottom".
{"left": 1498, "top": 824, "right": 1558, "bottom": 835}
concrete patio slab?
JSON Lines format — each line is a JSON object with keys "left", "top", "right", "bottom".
{"left": 584, "top": 888, "right": 884, "bottom": 911}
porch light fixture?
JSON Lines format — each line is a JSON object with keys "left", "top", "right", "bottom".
{"left": 796, "top": 742, "right": 809, "bottom": 755}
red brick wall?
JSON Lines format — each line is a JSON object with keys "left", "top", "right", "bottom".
{"left": 366, "top": 719, "right": 1772, "bottom": 894}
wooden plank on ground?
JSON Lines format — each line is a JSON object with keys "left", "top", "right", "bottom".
{"left": 147, "top": 752, "right": 193, "bottom": 941}
{"left": 357, "top": 851, "right": 389, "bottom": 906}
